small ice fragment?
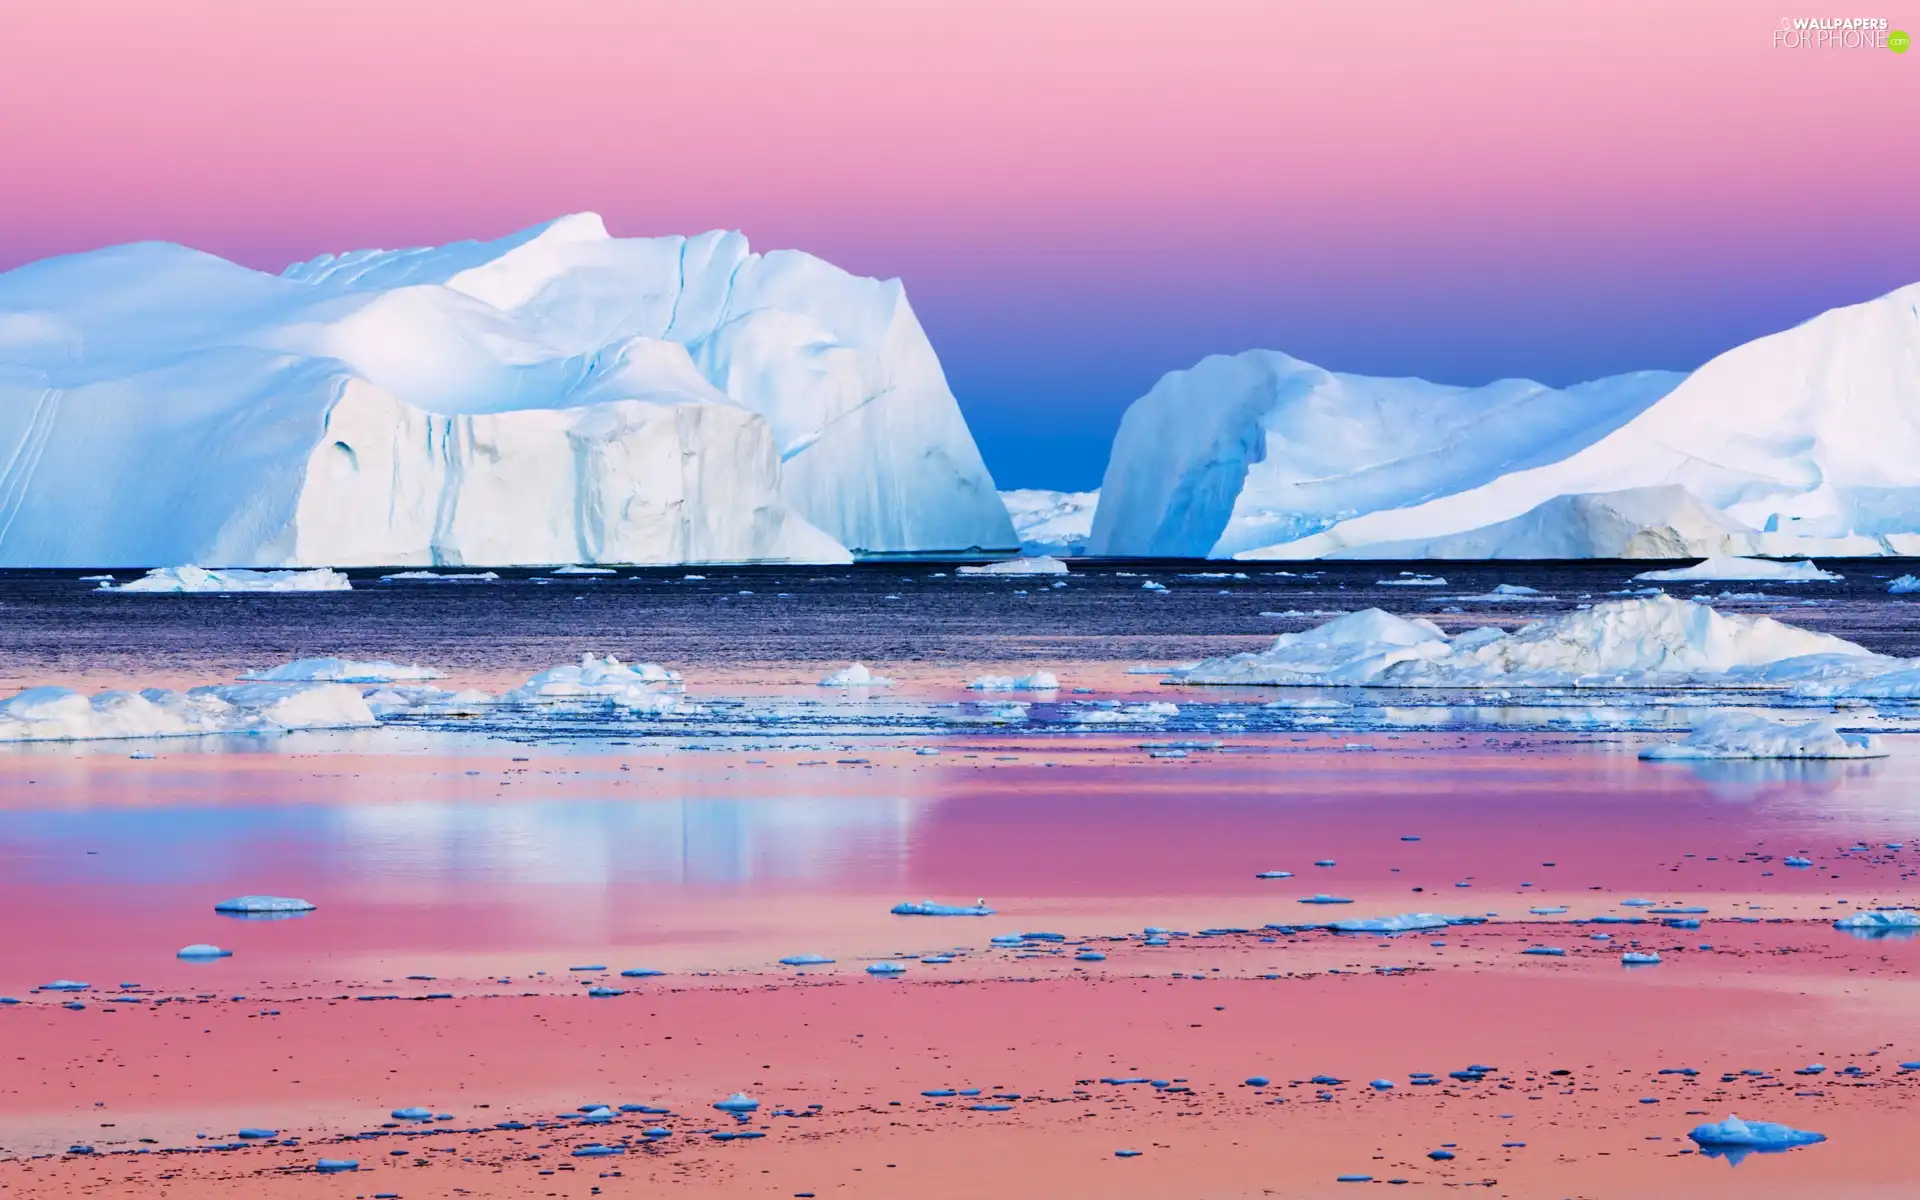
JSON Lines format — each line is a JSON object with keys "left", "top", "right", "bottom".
{"left": 41, "top": 980, "right": 91, "bottom": 991}
{"left": 1245, "top": 1076, "right": 1270, "bottom": 1087}
{"left": 1687, "top": 1115, "right": 1826, "bottom": 1149}
{"left": 819, "top": 663, "right": 893, "bottom": 687}
{"left": 1075, "top": 951, "right": 1106, "bottom": 962}
{"left": 586, "top": 987, "right": 625, "bottom": 998}
{"left": 1834, "top": 909, "right": 1920, "bottom": 931}
{"left": 866, "top": 962, "right": 907, "bottom": 975}
{"left": 568, "top": 964, "right": 608, "bottom": 972}
{"left": 619, "top": 968, "right": 664, "bottom": 978}
{"left": 1369, "top": 1079, "right": 1394, "bottom": 1090}
{"left": 390, "top": 1107, "right": 432, "bottom": 1120}
{"left": 1784, "top": 856, "right": 1813, "bottom": 867}
{"left": 572, "top": 1144, "right": 624, "bottom": 1156}
{"left": 1622, "top": 951, "right": 1662, "bottom": 965}
{"left": 1528, "top": 906, "right": 1569, "bottom": 916}
{"left": 1521, "top": 946, "right": 1567, "bottom": 956}
{"left": 237, "top": 1128, "right": 277, "bottom": 1139}
{"left": 1255, "top": 870, "right": 1294, "bottom": 879}
{"left": 176, "top": 944, "right": 232, "bottom": 959}
{"left": 714, "top": 1092, "right": 760, "bottom": 1112}
{"left": 1299, "top": 894, "right": 1354, "bottom": 905}
{"left": 891, "top": 900, "right": 994, "bottom": 917}
{"left": 214, "top": 895, "right": 316, "bottom": 915}
{"left": 779, "top": 954, "right": 834, "bottom": 966}
{"left": 314, "top": 1158, "right": 359, "bottom": 1172}
{"left": 1115, "top": 1148, "right": 1142, "bottom": 1157}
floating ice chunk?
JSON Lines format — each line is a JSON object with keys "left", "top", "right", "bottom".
{"left": 957, "top": 556, "right": 1069, "bottom": 577}
{"left": 0, "top": 682, "right": 376, "bottom": 743}
{"left": 711, "top": 1091, "right": 760, "bottom": 1114}
{"left": 100, "top": 566, "right": 352, "bottom": 593}
{"left": 314, "top": 1158, "right": 359, "bottom": 1172}
{"left": 1634, "top": 557, "right": 1841, "bottom": 583}
{"left": 1641, "top": 713, "right": 1884, "bottom": 760}
{"left": 176, "top": 944, "right": 232, "bottom": 959}
{"left": 1528, "top": 906, "right": 1569, "bottom": 915}
{"left": 1834, "top": 909, "right": 1920, "bottom": 931}
{"left": 572, "top": 1143, "right": 624, "bottom": 1156}
{"left": 1891, "top": 575, "right": 1920, "bottom": 594}
{"left": 240, "top": 657, "right": 442, "bottom": 684}
{"left": 1377, "top": 574, "right": 1447, "bottom": 587}
{"left": 779, "top": 954, "right": 835, "bottom": 966}
{"left": 1141, "top": 580, "right": 1168, "bottom": 591}
{"left": 1622, "top": 951, "right": 1662, "bottom": 965}
{"left": 1255, "top": 870, "right": 1294, "bottom": 879}
{"left": 1330, "top": 913, "right": 1454, "bottom": 933}
{"left": 508, "top": 655, "right": 683, "bottom": 706}
{"left": 361, "top": 685, "right": 494, "bottom": 717}
{"left": 1784, "top": 856, "right": 1813, "bottom": 867}
{"left": 390, "top": 1106, "right": 433, "bottom": 1120}
{"left": 1521, "top": 946, "right": 1567, "bottom": 956}
{"left": 1065, "top": 701, "right": 1179, "bottom": 724}
{"left": 1075, "top": 951, "right": 1107, "bottom": 962}
{"left": 215, "top": 895, "right": 316, "bottom": 914}
{"left": 967, "top": 672, "right": 1059, "bottom": 691}
{"left": 1115, "top": 1149, "right": 1143, "bottom": 1157}
{"left": 619, "top": 968, "right": 664, "bottom": 978}
{"left": 866, "top": 962, "right": 908, "bottom": 975}
{"left": 378, "top": 570, "right": 500, "bottom": 582}
{"left": 819, "top": 662, "right": 893, "bottom": 687}
{"left": 1687, "top": 1115, "right": 1826, "bottom": 1149}
{"left": 891, "top": 899, "right": 993, "bottom": 916}
{"left": 552, "top": 565, "right": 618, "bottom": 575}
{"left": 41, "top": 980, "right": 90, "bottom": 991}
{"left": 236, "top": 1128, "right": 277, "bottom": 1139}
{"left": 1299, "top": 894, "right": 1354, "bottom": 905}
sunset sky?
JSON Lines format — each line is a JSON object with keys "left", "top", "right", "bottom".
{"left": 4, "top": 0, "right": 1916, "bottom": 487}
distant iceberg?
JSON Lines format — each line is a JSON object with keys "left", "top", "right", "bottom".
{"left": 820, "top": 663, "right": 892, "bottom": 687}
{"left": 1833, "top": 909, "right": 1920, "bottom": 931}
{"left": 957, "top": 556, "right": 1069, "bottom": 577}
{"left": 176, "top": 944, "right": 232, "bottom": 959}
{"left": 379, "top": 570, "right": 500, "bottom": 582}
{"left": 1329, "top": 913, "right": 1457, "bottom": 933}
{"left": 1172, "top": 595, "right": 1896, "bottom": 689}
{"left": 967, "top": 672, "right": 1059, "bottom": 691}
{"left": 99, "top": 566, "right": 351, "bottom": 593}
{"left": 508, "top": 655, "right": 686, "bottom": 712}
{"left": 1687, "top": 1115, "right": 1825, "bottom": 1150}
{"left": 891, "top": 900, "right": 994, "bottom": 917}
{"left": 240, "top": 657, "right": 442, "bottom": 684}
{"left": 0, "top": 683, "right": 376, "bottom": 742}
{"left": 1640, "top": 713, "right": 1884, "bottom": 761}
{"left": 1633, "top": 557, "right": 1841, "bottom": 583}
{"left": 1890, "top": 575, "right": 1920, "bottom": 594}
{"left": 1000, "top": 489, "right": 1097, "bottom": 556}
{"left": 214, "top": 895, "right": 316, "bottom": 914}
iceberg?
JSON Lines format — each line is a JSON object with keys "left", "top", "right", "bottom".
{"left": 99, "top": 567, "right": 351, "bottom": 593}
{"left": 507, "top": 655, "right": 685, "bottom": 711}
{"left": 240, "top": 657, "right": 442, "bottom": 683}
{"left": 1000, "top": 489, "right": 1098, "bottom": 556}
{"left": 0, "top": 682, "right": 376, "bottom": 742}
{"left": 1173, "top": 595, "right": 1896, "bottom": 688}
{"left": 820, "top": 662, "right": 892, "bottom": 687}
{"left": 891, "top": 900, "right": 994, "bottom": 916}
{"left": 175, "top": 944, "right": 232, "bottom": 959}
{"left": 1328, "top": 913, "right": 1457, "bottom": 933}
{"left": 215, "top": 895, "right": 316, "bottom": 914}
{"left": 1686, "top": 1115, "right": 1825, "bottom": 1150}
{"left": 379, "top": 570, "right": 500, "bottom": 582}
{"left": 1891, "top": 575, "right": 1920, "bottom": 594}
{"left": 967, "top": 672, "right": 1060, "bottom": 691}
{"left": 956, "top": 555, "right": 1069, "bottom": 576}
{"left": 1833, "top": 909, "right": 1920, "bottom": 931}
{"left": 0, "top": 215, "right": 1014, "bottom": 566}
{"left": 1640, "top": 713, "right": 1885, "bottom": 760}
{"left": 1633, "top": 557, "right": 1842, "bottom": 583}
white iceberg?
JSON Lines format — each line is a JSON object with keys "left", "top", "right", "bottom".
{"left": 1633, "top": 557, "right": 1841, "bottom": 583}
{"left": 379, "top": 570, "right": 500, "bottom": 582}
{"left": 1173, "top": 595, "right": 1894, "bottom": 689}
{"left": 1889, "top": 575, "right": 1920, "bottom": 594}
{"left": 1686, "top": 1115, "right": 1826, "bottom": 1150}
{"left": 1833, "top": 909, "right": 1920, "bottom": 931}
{"left": 1000, "top": 489, "right": 1098, "bottom": 556}
{"left": 1376, "top": 574, "right": 1446, "bottom": 587}
{"left": 508, "top": 655, "right": 682, "bottom": 705}
{"left": 0, "top": 215, "right": 1015, "bottom": 566}
{"left": 100, "top": 566, "right": 352, "bottom": 593}
{"left": 240, "top": 657, "right": 442, "bottom": 684}
{"left": 1640, "top": 712, "right": 1884, "bottom": 761}
{"left": 551, "top": 565, "right": 617, "bottom": 575}
{"left": 820, "top": 663, "right": 892, "bottom": 687}
{"left": 967, "top": 672, "right": 1060, "bottom": 691}
{"left": 214, "top": 895, "right": 316, "bottom": 914}
{"left": 1329, "top": 913, "right": 1456, "bottom": 933}
{"left": 956, "top": 555, "right": 1069, "bottom": 577}
{"left": 0, "top": 682, "right": 376, "bottom": 742}
{"left": 176, "top": 944, "right": 232, "bottom": 959}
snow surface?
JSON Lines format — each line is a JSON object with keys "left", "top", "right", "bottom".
{"left": 240, "top": 657, "right": 442, "bottom": 683}
{"left": 1173, "top": 595, "right": 1894, "bottom": 688}
{"left": 99, "top": 567, "right": 351, "bottom": 593}
{"left": 1633, "top": 557, "right": 1842, "bottom": 583}
{"left": 0, "top": 215, "right": 1013, "bottom": 566}
{"left": 820, "top": 663, "right": 892, "bottom": 687}
{"left": 1639, "top": 713, "right": 1885, "bottom": 760}
{"left": 0, "top": 683, "right": 377, "bottom": 742}
{"left": 956, "top": 555, "right": 1069, "bottom": 576}
{"left": 1218, "top": 283, "right": 1920, "bottom": 560}
{"left": 1686, "top": 1116, "right": 1826, "bottom": 1150}
{"left": 999, "top": 489, "right": 1098, "bottom": 556}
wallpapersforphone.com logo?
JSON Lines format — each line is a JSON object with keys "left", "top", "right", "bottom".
{"left": 1772, "top": 16, "right": 1909, "bottom": 50}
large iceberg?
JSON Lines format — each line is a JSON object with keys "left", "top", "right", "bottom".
{"left": 1633, "top": 557, "right": 1841, "bottom": 583}
{"left": 1000, "top": 489, "right": 1098, "bottom": 556}
{"left": 1173, "top": 594, "right": 1898, "bottom": 688}
{"left": 0, "top": 682, "right": 376, "bottom": 741}
{"left": 1093, "top": 282, "right": 1920, "bottom": 559}
{"left": 0, "top": 215, "right": 1014, "bottom": 566}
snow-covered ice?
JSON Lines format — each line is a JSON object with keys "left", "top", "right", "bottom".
{"left": 1633, "top": 557, "right": 1841, "bottom": 583}
{"left": 0, "top": 683, "right": 376, "bottom": 742}
{"left": 956, "top": 555, "right": 1069, "bottom": 577}
{"left": 1000, "top": 489, "right": 1097, "bottom": 556}
{"left": 1173, "top": 595, "right": 1895, "bottom": 689}
{"left": 820, "top": 663, "right": 893, "bottom": 687}
{"left": 1686, "top": 1115, "right": 1826, "bottom": 1150}
{"left": 0, "top": 215, "right": 1014, "bottom": 565}
{"left": 1640, "top": 713, "right": 1884, "bottom": 760}
{"left": 967, "top": 672, "right": 1059, "bottom": 691}
{"left": 240, "top": 657, "right": 442, "bottom": 683}
{"left": 99, "top": 566, "right": 352, "bottom": 593}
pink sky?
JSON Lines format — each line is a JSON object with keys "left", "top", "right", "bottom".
{"left": 3, "top": 0, "right": 1916, "bottom": 485}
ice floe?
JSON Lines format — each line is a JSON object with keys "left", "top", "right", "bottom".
{"left": 0, "top": 683, "right": 376, "bottom": 742}
{"left": 98, "top": 566, "right": 353, "bottom": 593}
{"left": 240, "top": 657, "right": 442, "bottom": 683}
{"left": 1328, "top": 913, "right": 1458, "bottom": 933}
{"left": 1377, "top": 574, "right": 1447, "bottom": 587}
{"left": 891, "top": 900, "right": 994, "bottom": 916}
{"left": 820, "top": 662, "right": 893, "bottom": 687}
{"left": 507, "top": 655, "right": 689, "bottom": 713}
{"left": 1640, "top": 713, "right": 1884, "bottom": 760}
{"left": 1633, "top": 557, "right": 1841, "bottom": 583}
{"left": 1891, "top": 575, "right": 1920, "bottom": 594}
{"left": 1686, "top": 1115, "right": 1825, "bottom": 1150}
{"left": 967, "top": 672, "right": 1059, "bottom": 691}
{"left": 1833, "top": 909, "right": 1920, "bottom": 931}
{"left": 1173, "top": 595, "right": 1897, "bottom": 689}
{"left": 176, "top": 944, "right": 232, "bottom": 959}
{"left": 378, "top": 570, "right": 501, "bottom": 582}
{"left": 214, "top": 895, "right": 316, "bottom": 914}
{"left": 956, "top": 555, "right": 1069, "bottom": 577}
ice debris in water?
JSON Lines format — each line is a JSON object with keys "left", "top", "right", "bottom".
{"left": 1330, "top": 913, "right": 1460, "bottom": 933}
{"left": 819, "top": 662, "right": 893, "bottom": 687}
{"left": 314, "top": 1158, "right": 359, "bottom": 1173}
{"left": 1376, "top": 574, "right": 1447, "bottom": 587}
{"left": 1687, "top": 1115, "right": 1826, "bottom": 1149}
{"left": 41, "top": 980, "right": 90, "bottom": 991}
{"left": 215, "top": 895, "right": 316, "bottom": 914}
{"left": 713, "top": 1092, "right": 759, "bottom": 1112}
{"left": 1622, "top": 951, "right": 1663, "bottom": 965}
{"left": 1633, "top": 557, "right": 1841, "bottom": 583}
{"left": 239, "top": 657, "right": 442, "bottom": 683}
{"left": 1890, "top": 575, "right": 1920, "bottom": 594}
{"left": 866, "top": 962, "right": 908, "bottom": 975}
{"left": 176, "top": 944, "right": 232, "bottom": 959}
{"left": 379, "top": 570, "right": 500, "bottom": 582}
{"left": 967, "top": 672, "right": 1060, "bottom": 691}
{"left": 1170, "top": 595, "right": 1896, "bottom": 689}
{"left": 97, "top": 566, "right": 353, "bottom": 593}
{"left": 0, "top": 682, "right": 376, "bottom": 743}
{"left": 390, "top": 1106, "right": 433, "bottom": 1120}
{"left": 507, "top": 655, "right": 685, "bottom": 711}
{"left": 1640, "top": 712, "right": 1884, "bottom": 760}
{"left": 1299, "top": 894, "right": 1354, "bottom": 905}
{"left": 891, "top": 900, "right": 994, "bottom": 916}
{"left": 956, "top": 556, "right": 1069, "bottom": 576}
{"left": 779, "top": 954, "right": 835, "bottom": 966}
{"left": 551, "top": 564, "right": 617, "bottom": 575}
{"left": 1834, "top": 909, "right": 1920, "bottom": 931}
